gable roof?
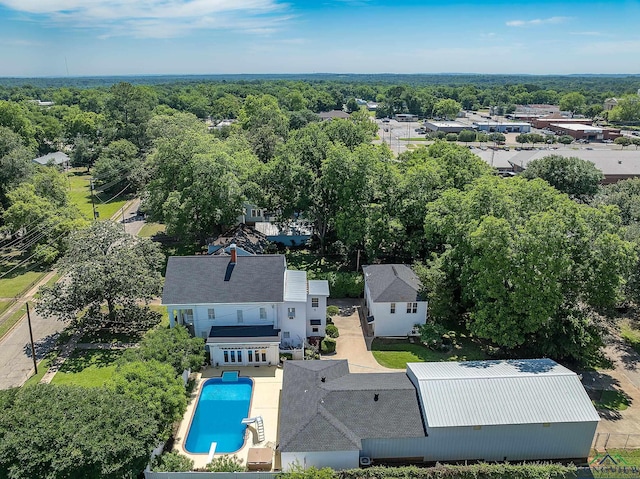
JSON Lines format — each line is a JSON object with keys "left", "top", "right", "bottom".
{"left": 363, "top": 264, "right": 422, "bottom": 303}
{"left": 208, "top": 224, "right": 270, "bottom": 255}
{"left": 162, "top": 255, "right": 285, "bottom": 305}
{"left": 278, "top": 360, "right": 425, "bottom": 453}
{"left": 407, "top": 359, "right": 600, "bottom": 428}
{"left": 32, "top": 151, "right": 69, "bottom": 166}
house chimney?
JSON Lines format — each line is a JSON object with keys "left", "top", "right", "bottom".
{"left": 230, "top": 243, "right": 237, "bottom": 264}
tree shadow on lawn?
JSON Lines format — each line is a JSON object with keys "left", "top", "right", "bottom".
{"left": 58, "top": 349, "right": 123, "bottom": 374}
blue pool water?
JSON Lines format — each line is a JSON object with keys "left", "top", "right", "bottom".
{"left": 185, "top": 376, "right": 253, "bottom": 454}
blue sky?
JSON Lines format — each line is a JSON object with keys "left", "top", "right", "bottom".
{"left": 0, "top": 0, "right": 638, "bottom": 76}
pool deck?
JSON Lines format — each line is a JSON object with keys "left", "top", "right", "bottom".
{"left": 174, "top": 365, "right": 283, "bottom": 470}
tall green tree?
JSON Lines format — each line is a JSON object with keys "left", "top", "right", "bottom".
{"left": 104, "top": 82, "right": 157, "bottom": 149}
{"left": 521, "top": 154, "right": 604, "bottom": 201}
{"left": 422, "top": 176, "right": 635, "bottom": 362}
{"left": 0, "top": 126, "right": 34, "bottom": 210}
{"left": 432, "top": 99, "right": 462, "bottom": 120}
{"left": 36, "top": 221, "right": 164, "bottom": 322}
{"left": 559, "top": 92, "right": 586, "bottom": 117}
{"left": 0, "top": 384, "right": 159, "bottom": 479}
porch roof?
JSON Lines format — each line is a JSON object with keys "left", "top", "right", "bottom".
{"left": 207, "top": 324, "right": 280, "bottom": 343}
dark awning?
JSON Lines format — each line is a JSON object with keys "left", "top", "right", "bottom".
{"left": 209, "top": 325, "right": 281, "bottom": 338}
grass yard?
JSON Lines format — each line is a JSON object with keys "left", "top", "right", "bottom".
{"left": 67, "top": 170, "right": 129, "bottom": 221}
{"left": 51, "top": 349, "right": 123, "bottom": 387}
{"left": 372, "top": 337, "right": 488, "bottom": 369}
{"left": 620, "top": 319, "right": 640, "bottom": 354}
{"left": 149, "top": 304, "right": 169, "bottom": 328}
{"left": 0, "top": 303, "right": 28, "bottom": 340}
{"left": 592, "top": 389, "right": 631, "bottom": 411}
{"left": 139, "top": 222, "right": 166, "bottom": 238}
{"left": 0, "top": 261, "right": 47, "bottom": 298}
{"left": 0, "top": 300, "right": 11, "bottom": 316}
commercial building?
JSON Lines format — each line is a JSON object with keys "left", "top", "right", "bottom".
{"left": 423, "top": 121, "right": 474, "bottom": 134}
{"left": 548, "top": 123, "right": 621, "bottom": 142}
{"left": 473, "top": 121, "right": 531, "bottom": 133}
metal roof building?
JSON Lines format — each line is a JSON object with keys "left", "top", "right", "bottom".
{"left": 407, "top": 359, "right": 599, "bottom": 462}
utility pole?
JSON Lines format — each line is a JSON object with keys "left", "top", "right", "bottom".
{"left": 26, "top": 303, "right": 37, "bottom": 375}
{"left": 356, "top": 249, "right": 361, "bottom": 272}
{"left": 90, "top": 179, "right": 98, "bottom": 220}
{"left": 121, "top": 204, "right": 126, "bottom": 232}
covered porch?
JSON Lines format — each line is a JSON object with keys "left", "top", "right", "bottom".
{"left": 207, "top": 325, "right": 281, "bottom": 367}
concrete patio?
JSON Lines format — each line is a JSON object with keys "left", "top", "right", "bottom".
{"left": 173, "top": 365, "right": 283, "bottom": 470}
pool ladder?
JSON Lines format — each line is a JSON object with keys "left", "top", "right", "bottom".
{"left": 242, "top": 416, "right": 265, "bottom": 442}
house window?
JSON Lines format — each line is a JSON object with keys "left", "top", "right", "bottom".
{"left": 310, "top": 319, "right": 322, "bottom": 326}
{"left": 311, "top": 297, "right": 319, "bottom": 308}
{"left": 248, "top": 350, "right": 253, "bottom": 362}
{"left": 261, "top": 351, "right": 267, "bottom": 362}
{"left": 251, "top": 209, "right": 262, "bottom": 218}
{"left": 237, "top": 350, "right": 242, "bottom": 363}
{"left": 207, "top": 308, "right": 215, "bottom": 320}
{"left": 390, "top": 303, "right": 396, "bottom": 314}
{"left": 287, "top": 307, "right": 295, "bottom": 319}
{"left": 230, "top": 351, "right": 236, "bottom": 363}
{"left": 260, "top": 307, "right": 267, "bottom": 320}
{"left": 407, "top": 302, "right": 417, "bottom": 314}
{"left": 312, "top": 327, "right": 319, "bottom": 333}
{"left": 237, "top": 310, "right": 243, "bottom": 323}
{"left": 223, "top": 351, "right": 229, "bottom": 362}
{"left": 283, "top": 331, "right": 290, "bottom": 339}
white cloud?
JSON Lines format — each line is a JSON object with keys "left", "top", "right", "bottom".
{"left": 569, "top": 31, "right": 603, "bottom": 36}
{"left": 2, "top": 38, "right": 44, "bottom": 46}
{"left": 506, "top": 16, "right": 569, "bottom": 27}
{"left": 0, "top": 0, "right": 291, "bottom": 38}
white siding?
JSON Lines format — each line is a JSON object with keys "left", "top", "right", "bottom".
{"left": 209, "top": 342, "right": 280, "bottom": 367}
{"left": 369, "top": 301, "right": 427, "bottom": 337}
{"left": 423, "top": 422, "right": 597, "bottom": 462}
{"left": 279, "top": 301, "right": 307, "bottom": 348}
{"left": 281, "top": 451, "right": 359, "bottom": 471}
{"left": 306, "top": 294, "right": 327, "bottom": 337}
{"left": 166, "top": 303, "right": 279, "bottom": 339}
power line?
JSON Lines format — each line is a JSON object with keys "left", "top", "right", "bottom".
{"left": 0, "top": 230, "right": 67, "bottom": 280}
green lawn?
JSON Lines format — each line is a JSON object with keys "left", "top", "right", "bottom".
{"left": 0, "top": 261, "right": 47, "bottom": 298}
{"left": 0, "top": 301, "right": 11, "bottom": 316}
{"left": 138, "top": 222, "right": 166, "bottom": 238}
{"left": 372, "top": 338, "right": 488, "bottom": 369}
{"left": 50, "top": 349, "right": 122, "bottom": 387}
{"left": 592, "top": 390, "right": 631, "bottom": 411}
{"left": 0, "top": 304, "right": 27, "bottom": 340}
{"left": 149, "top": 304, "right": 169, "bottom": 329}
{"left": 67, "top": 170, "right": 130, "bottom": 221}
{"left": 620, "top": 319, "right": 640, "bottom": 354}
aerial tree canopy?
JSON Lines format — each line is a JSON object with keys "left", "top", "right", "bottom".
{"left": 36, "top": 220, "right": 164, "bottom": 322}
{"left": 422, "top": 175, "right": 635, "bottom": 362}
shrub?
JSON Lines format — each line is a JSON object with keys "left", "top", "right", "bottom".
{"left": 321, "top": 337, "right": 336, "bottom": 354}
{"left": 418, "top": 322, "right": 447, "bottom": 349}
{"left": 152, "top": 452, "right": 194, "bottom": 472}
{"left": 305, "top": 348, "right": 320, "bottom": 360}
{"left": 203, "top": 455, "right": 246, "bottom": 472}
{"left": 326, "top": 305, "right": 340, "bottom": 316}
{"left": 326, "top": 324, "right": 339, "bottom": 338}
{"left": 445, "top": 132, "right": 459, "bottom": 142}
{"left": 322, "top": 272, "right": 364, "bottom": 298}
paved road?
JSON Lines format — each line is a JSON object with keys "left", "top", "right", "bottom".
{"left": 0, "top": 197, "right": 145, "bottom": 390}
{"left": 0, "top": 306, "right": 65, "bottom": 389}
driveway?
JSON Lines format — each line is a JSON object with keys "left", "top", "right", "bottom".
{"left": 324, "top": 299, "right": 394, "bottom": 373}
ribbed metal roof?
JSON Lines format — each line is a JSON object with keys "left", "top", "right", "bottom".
{"left": 308, "top": 280, "right": 330, "bottom": 296}
{"left": 408, "top": 359, "right": 600, "bottom": 428}
{"left": 284, "top": 270, "right": 308, "bottom": 302}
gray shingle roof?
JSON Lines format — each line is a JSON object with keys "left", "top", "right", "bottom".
{"left": 278, "top": 360, "right": 425, "bottom": 453}
{"left": 162, "top": 255, "right": 285, "bottom": 305}
{"left": 363, "top": 264, "right": 422, "bottom": 303}
{"left": 32, "top": 151, "right": 69, "bottom": 165}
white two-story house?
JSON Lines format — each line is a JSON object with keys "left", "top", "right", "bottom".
{"left": 162, "top": 245, "right": 329, "bottom": 366}
{"left": 363, "top": 264, "right": 427, "bottom": 337}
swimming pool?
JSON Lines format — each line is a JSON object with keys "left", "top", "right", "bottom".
{"left": 184, "top": 374, "right": 253, "bottom": 454}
